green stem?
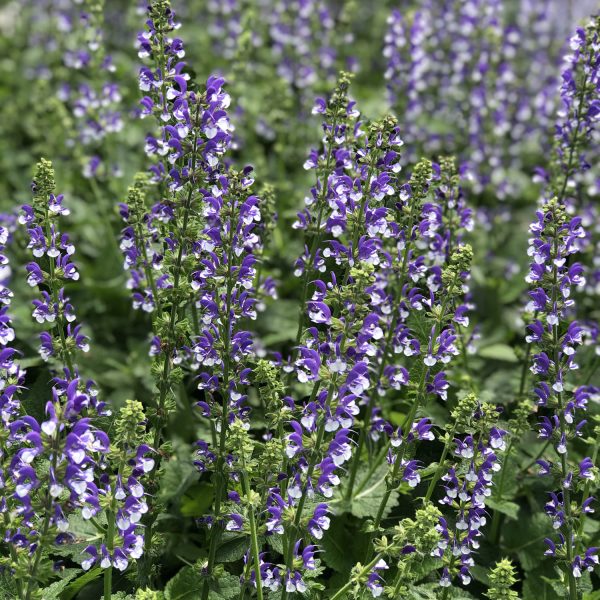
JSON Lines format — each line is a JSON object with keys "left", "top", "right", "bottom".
{"left": 202, "top": 199, "right": 238, "bottom": 600}
{"left": 423, "top": 425, "right": 456, "bottom": 504}
{"left": 23, "top": 440, "right": 60, "bottom": 600}
{"left": 576, "top": 434, "right": 600, "bottom": 547}
{"left": 242, "top": 471, "right": 263, "bottom": 600}
{"left": 104, "top": 506, "right": 115, "bottom": 600}
{"left": 551, "top": 230, "right": 577, "bottom": 600}
{"left": 23, "top": 203, "right": 78, "bottom": 599}
{"left": 489, "top": 439, "right": 514, "bottom": 544}
{"left": 152, "top": 182, "right": 196, "bottom": 448}
{"left": 43, "top": 212, "right": 75, "bottom": 374}
{"left": 281, "top": 417, "right": 327, "bottom": 600}
{"left": 371, "top": 370, "right": 426, "bottom": 533}
{"left": 344, "top": 204, "right": 420, "bottom": 501}
{"left": 328, "top": 553, "right": 385, "bottom": 600}
{"left": 4, "top": 513, "right": 24, "bottom": 599}
{"left": 141, "top": 94, "right": 204, "bottom": 590}
{"left": 286, "top": 114, "right": 339, "bottom": 390}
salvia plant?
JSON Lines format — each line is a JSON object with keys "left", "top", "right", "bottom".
{"left": 0, "top": 1, "right": 599, "bottom": 600}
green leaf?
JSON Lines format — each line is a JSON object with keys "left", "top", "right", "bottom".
{"left": 540, "top": 576, "right": 568, "bottom": 598}
{"left": 344, "top": 462, "right": 398, "bottom": 520}
{"left": 522, "top": 562, "right": 561, "bottom": 600}
{"left": 410, "top": 556, "right": 442, "bottom": 580}
{"left": 389, "top": 411, "right": 407, "bottom": 427}
{"left": 504, "top": 512, "right": 552, "bottom": 571}
{"left": 320, "top": 515, "right": 369, "bottom": 573}
{"left": 21, "top": 369, "right": 54, "bottom": 423}
{"left": 0, "top": 573, "right": 17, "bottom": 600}
{"left": 486, "top": 497, "right": 520, "bottom": 520}
{"left": 165, "top": 568, "right": 240, "bottom": 600}
{"left": 41, "top": 569, "right": 79, "bottom": 599}
{"left": 180, "top": 482, "right": 214, "bottom": 517}
{"left": 164, "top": 567, "right": 204, "bottom": 600}
{"left": 409, "top": 583, "right": 477, "bottom": 599}
{"left": 268, "top": 534, "right": 284, "bottom": 556}
{"left": 215, "top": 535, "right": 250, "bottom": 563}
{"left": 469, "top": 565, "right": 490, "bottom": 587}
{"left": 478, "top": 344, "right": 519, "bottom": 363}
{"left": 53, "top": 513, "right": 105, "bottom": 562}
{"left": 60, "top": 567, "right": 103, "bottom": 600}
{"left": 158, "top": 452, "right": 197, "bottom": 504}
{"left": 406, "top": 584, "right": 438, "bottom": 600}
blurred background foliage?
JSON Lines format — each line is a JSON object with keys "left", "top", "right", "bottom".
{"left": 0, "top": 1, "right": 599, "bottom": 597}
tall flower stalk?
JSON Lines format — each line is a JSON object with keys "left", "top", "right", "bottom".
{"left": 525, "top": 198, "right": 596, "bottom": 597}
{"left": 431, "top": 394, "right": 507, "bottom": 592}
{"left": 130, "top": 2, "right": 239, "bottom": 581}
{"left": 9, "top": 159, "right": 109, "bottom": 600}
{"left": 192, "top": 167, "right": 265, "bottom": 600}
{"left": 516, "top": 18, "right": 600, "bottom": 599}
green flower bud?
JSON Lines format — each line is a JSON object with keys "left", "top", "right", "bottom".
{"left": 485, "top": 559, "right": 519, "bottom": 600}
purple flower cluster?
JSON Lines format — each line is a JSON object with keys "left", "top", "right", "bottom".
{"left": 553, "top": 23, "right": 600, "bottom": 191}
{"left": 234, "top": 75, "right": 476, "bottom": 594}
{"left": 550, "top": 19, "right": 600, "bottom": 353}
{"left": 191, "top": 166, "right": 263, "bottom": 421}
{"left": 122, "top": 2, "right": 234, "bottom": 321}
{"left": 525, "top": 198, "right": 598, "bottom": 579}
{"left": 0, "top": 214, "right": 27, "bottom": 581}
{"left": 383, "top": 1, "right": 566, "bottom": 199}
{"left": 58, "top": 0, "right": 123, "bottom": 178}
{"left": 81, "top": 407, "right": 154, "bottom": 573}
{"left": 204, "top": 0, "right": 256, "bottom": 61}
{"left": 434, "top": 400, "right": 507, "bottom": 588}
{"left": 190, "top": 166, "right": 267, "bottom": 592}
{"left": 0, "top": 160, "right": 128, "bottom": 596}
{"left": 5, "top": 161, "right": 153, "bottom": 590}
{"left": 268, "top": 0, "right": 338, "bottom": 93}
{"left": 19, "top": 159, "right": 89, "bottom": 367}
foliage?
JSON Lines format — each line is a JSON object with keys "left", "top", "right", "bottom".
{"left": 0, "top": 1, "right": 598, "bottom": 600}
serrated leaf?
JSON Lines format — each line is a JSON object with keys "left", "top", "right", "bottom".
{"left": 522, "top": 562, "right": 561, "bottom": 600}
{"left": 158, "top": 453, "right": 197, "bottom": 504}
{"left": 41, "top": 569, "right": 79, "bottom": 599}
{"left": 344, "top": 462, "right": 398, "bottom": 520}
{"left": 215, "top": 535, "right": 250, "bottom": 563}
{"left": 164, "top": 567, "right": 204, "bottom": 600}
{"left": 406, "top": 584, "right": 438, "bottom": 600}
{"left": 59, "top": 567, "right": 103, "bottom": 600}
{"left": 165, "top": 568, "right": 240, "bottom": 600}
{"left": 540, "top": 575, "right": 568, "bottom": 598}
{"left": 268, "top": 534, "right": 284, "bottom": 556}
{"left": 410, "top": 556, "right": 441, "bottom": 580}
{"left": 408, "top": 583, "right": 477, "bottom": 599}
{"left": 53, "top": 513, "right": 105, "bottom": 562}
{"left": 504, "top": 512, "right": 552, "bottom": 571}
